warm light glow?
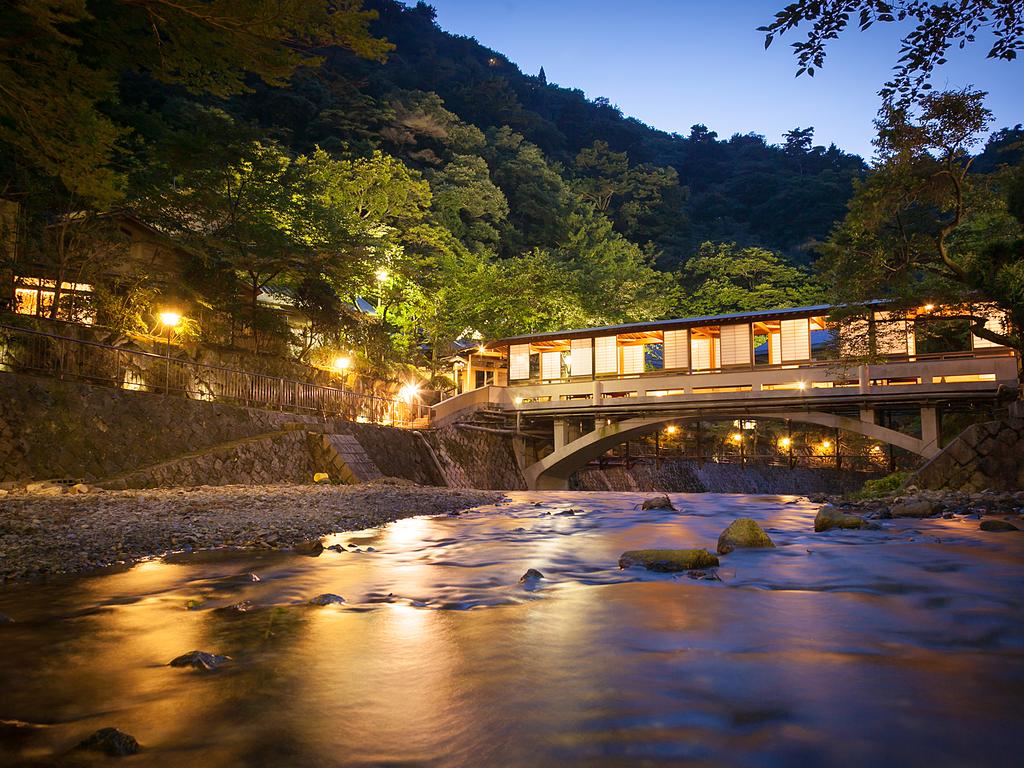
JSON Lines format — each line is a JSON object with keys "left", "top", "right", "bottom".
{"left": 376, "top": 269, "right": 389, "bottom": 282}
{"left": 398, "top": 383, "right": 420, "bottom": 404}
{"left": 779, "top": 437, "right": 792, "bottom": 449}
{"left": 731, "top": 432, "right": 743, "bottom": 444}
{"left": 158, "top": 311, "right": 182, "bottom": 328}
{"left": 356, "top": 415, "right": 370, "bottom": 424}
{"left": 333, "top": 355, "right": 351, "bottom": 372}
{"left": 821, "top": 439, "right": 832, "bottom": 450}
{"left": 665, "top": 425, "right": 678, "bottom": 435}
{"left": 514, "top": 396, "right": 524, "bottom": 405}
{"left": 797, "top": 380, "right": 807, "bottom": 390}
{"left": 922, "top": 303, "right": 935, "bottom": 312}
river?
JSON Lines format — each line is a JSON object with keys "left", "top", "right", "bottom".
{"left": 1, "top": 491, "right": 1022, "bottom": 767}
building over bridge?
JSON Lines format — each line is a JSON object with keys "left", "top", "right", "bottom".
{"left": 433, "top": 303, "right": 1018, "bottom": 490}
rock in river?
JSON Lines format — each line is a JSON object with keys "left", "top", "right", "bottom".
{"left": 309, "top": 593, "right": 346, "bottom": 606}
{"left": 891, "top": 499, "right": 939, "bottom": 518}
{"left": 519, "top": 568, "right": 544, "bottom": 583}
{"left": 169, "top": 650, "right": 232, "bottom": 671}
{"left": 75, "top": 727, "right": 140, "bottom": 756}
{"left": 814, "top": 505, "right": 869, "bottom": 532}
{"left": 293, "top": 539, "right": 324, "bottom": 556}
{"left": 641, "top": 495, "right": 677, "bottom": 511}
{"left": 980, "top": 519, "right": 1020, "bottom": 532}
{"left": 717, "top": 518, "right": 775, "bottom": 555}
{"left": 619, "top": 549, "right": 719, "bottom": 572}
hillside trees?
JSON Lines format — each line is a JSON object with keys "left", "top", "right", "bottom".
{"left": 819, "top": 89, "right": 1024, "bottom": 354}
{"left": 0, "top": 0, "right": 390, "bottom": 205}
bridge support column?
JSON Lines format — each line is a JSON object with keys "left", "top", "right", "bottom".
{"left": 553, "top": 418, "right": 585, "bottom": 451}
{"left": 859, "top": 408, "right": 876, "bottom": 425}
{"left": 858, "top": 365, "right": 870, "bottom": 394}
{"left": 920, "top": 407, "right": 940, "bottom": 454}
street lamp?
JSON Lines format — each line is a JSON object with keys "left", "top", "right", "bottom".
{"left": 375, "top": 269, "right": 389, "bottom": 313}
{"left": 158, "top": 310, "right": 183, "bottom": 394}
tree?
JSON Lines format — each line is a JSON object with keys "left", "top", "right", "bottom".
{"left": 0, "top": 0, "right": 391, "bottom": 204}
{"left": 677, "top": 242, "right": 824, "bottom": 316}
{"left": 428, "top": 154, "right": 509, "bottom": 252}
{"left": 538, "top": 66, "right": 548, "bottom": 86}
{"left": 819, "top": 88, "right": 1024, "bottom": 354}
{"left": 140, "top": 141, "right": 353, "bottom": 347}
{"left": 760, "top": 1, "right": 1023, "bottom": 104}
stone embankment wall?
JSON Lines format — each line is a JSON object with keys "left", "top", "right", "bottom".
{"left": 575, "top": 459, "right": 882, "bottom": 496}
{"left": 911, "top": 416, "right": 1024, "bottom": 492}
{"left": 423, "top": 425, "right": 526, "bottom": 490}
{"left": 0, "top": 374, "right": 524, "bottom": 489}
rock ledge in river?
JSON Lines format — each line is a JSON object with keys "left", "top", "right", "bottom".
{"left": 308, "top": 593, "right": 346, "bottom": 605}
{"left": 979, "top": 519, "right": 1019, "bottom": 532}
{"left": 641, "top": 495, "right": 676, "bottom": 511}
{"left": 717, "top": 518, "right": 775, "bottom": 554}
{"left": 814, "top": 505, "right": 869, "bottom": 532}
{"left": 75, "top": 727, "right": 140, "bottom": 756}
{"left": 619, "top": 549, "right": 719, "bottom": 572}
{"left": 169, "top": 650, "right": 232, "bottom": 671}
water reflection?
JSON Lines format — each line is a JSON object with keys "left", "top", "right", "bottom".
{"left": 1, "top": 492, "right": 1022, "bottom": 767}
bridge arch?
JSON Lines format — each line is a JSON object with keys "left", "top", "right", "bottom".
{"left": 523, "top": 410, "right": 936, "bottom": 490}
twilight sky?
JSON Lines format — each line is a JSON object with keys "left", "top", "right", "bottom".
{"left": 427, "top": 0, "right": 1022, "bottom": 159}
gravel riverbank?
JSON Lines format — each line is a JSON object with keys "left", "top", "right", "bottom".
{"left": 0, "top": 483, "right": 503, "bottom": 582}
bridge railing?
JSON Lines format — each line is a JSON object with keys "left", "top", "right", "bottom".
{"left": 0, "top": 324, "right": 431, "bottom": 427}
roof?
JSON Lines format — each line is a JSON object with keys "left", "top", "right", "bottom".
{"left": 486, "top": 303, "right": 848, "bottom": 347}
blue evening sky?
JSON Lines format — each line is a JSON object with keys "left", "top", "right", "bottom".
{"left": 427, "top": 0, "right": 1022, "bottom": 159}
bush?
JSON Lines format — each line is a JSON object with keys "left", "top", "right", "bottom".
{"left": 852, "top": 471, "right": 911, "bottom": 499}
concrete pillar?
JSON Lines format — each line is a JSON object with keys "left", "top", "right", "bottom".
{"left": 858, "top": 365, "right": 869, "bottom": 394}
{"left": 859, "top": 408, "right": 876, "bottom": 425}
{"left": 553, "top": 418, "right": 571, "bottom": 451}
{"left": 920, "top": 406, "right": 940, "bottom": 453}
{"left": 592, "top": 379, "right": 603, "bottom": 404}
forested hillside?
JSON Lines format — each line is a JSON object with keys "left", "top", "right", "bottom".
{"left": 3, "top": 0, "right": 1019, "bottom": 379}
{"left": 235, "top": 0, "right": 867, "bottom": 266}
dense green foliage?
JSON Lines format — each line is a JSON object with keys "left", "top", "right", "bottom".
{"left": 2, "top": 0, "right": 1020, "bottom": 384}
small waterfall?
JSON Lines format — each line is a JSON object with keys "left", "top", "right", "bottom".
{"left": 574, "top": 459, "right": 880, "bottom": 495}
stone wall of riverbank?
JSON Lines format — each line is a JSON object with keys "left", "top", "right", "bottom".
{"left": 911, "top": 416, "right": 1024, "bottom": 492}
{"left": 574, "top": 459, "right": 882, "bottom": 496}
{"left": 0, "top": 374, "right": 525, "bottom": 489}
{"left": 424, "top": 425, "right": 527, "bottom": 490}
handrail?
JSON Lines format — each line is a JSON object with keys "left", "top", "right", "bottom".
{"left": 0, "top": 323, "right": 431, "bottom": 427}
{"left": 520, "top": 348, "right": 1016, "bottom": 386}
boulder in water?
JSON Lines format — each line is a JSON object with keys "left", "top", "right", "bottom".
{"left": 641, "top": 495, "right": 676, "bottom": 511}
{"left": 293, "top": 539, "right": 324, "bottom": 556}
{"left": 169, "top": 650, "right": 231, "bottom": 671}
{"left": 75, "top": 727, "right": 140, "bottom": 756}
{"left": 717, "top": 518, "right": 775, "bottom": 554}
{"left": 980, "top": 519, "right": 1019, "bottom": 532}
{"left": 308, "top": 593, "right": 346, "bottom": 605}
{"left": 891, "top": 499, "right": 939, "bottom": 518}
{"left": 519, "top": 568, "right": 544, "bottom": 583}
{"left": 619, "top": 549, "right": 719, "bottom": 572}
{"left": 814, "top": 506, "right": 869, "bottom": 532}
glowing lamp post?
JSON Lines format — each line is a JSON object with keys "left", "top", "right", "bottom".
{"left": 158, "top": 310, "right": 182, "bottom": 394}
{"left": 375, "top": 269, "right": 389, "bottom": 313}
{"left": 397, "top": 382, "right": 420, "bottom": 426}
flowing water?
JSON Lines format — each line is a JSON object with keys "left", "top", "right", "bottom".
{"left": 1, "top": 492, "right": 1022, "bottom": 767}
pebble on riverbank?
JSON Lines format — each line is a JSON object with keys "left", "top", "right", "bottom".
{"left": 0, "top": 484, "right": 503, "bottom": 583}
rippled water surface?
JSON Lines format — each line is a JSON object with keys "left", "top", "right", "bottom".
{"left": 1, "top": 492, "right": 1023, "bottom": 767}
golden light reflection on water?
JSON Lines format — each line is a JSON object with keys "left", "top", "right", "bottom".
{"left": 1, "top": 492, "right": 1023, "bottom": 767}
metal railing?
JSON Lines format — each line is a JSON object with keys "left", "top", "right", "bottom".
{"left": 0, "top": 324, "right": 431, "bottom": 427}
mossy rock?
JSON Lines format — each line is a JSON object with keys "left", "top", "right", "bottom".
{"left": 717, "top": 518, "right": 775, "bottom": 554}
{"left": 814, "top": 505, "right": 869, "bottom": 532}
{"left": 618, "top": 548, "right": 719, "bottom": 572}
{"left": 980, "top": 519, "right": 1019, "bottom": 532}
